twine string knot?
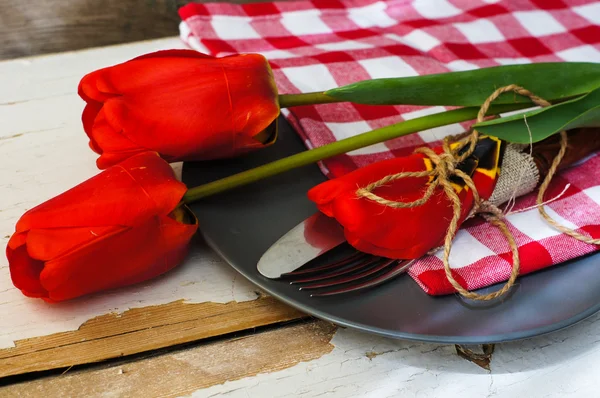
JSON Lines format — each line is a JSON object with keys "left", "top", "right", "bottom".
{"left": 357, "top": 84, "right": 599, "bottom": 300}
{"left": 355, "top": 85, "right": 555, "bottom": 301}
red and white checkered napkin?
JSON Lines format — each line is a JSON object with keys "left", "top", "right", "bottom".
{"left": 179, "top": 0, "right": 600, "bottom": 295}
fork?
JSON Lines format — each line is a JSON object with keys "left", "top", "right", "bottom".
{"left": 278, "top": 244, "right": 414, "bottom": 297}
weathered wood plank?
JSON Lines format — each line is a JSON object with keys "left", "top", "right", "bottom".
{"left": 0, "top": 0, "right": 267, "bottom": 60}
{"left": 7, "top": 313, "right": 600, "bottom": 398}
{"left": 0, "top": 320, "right": 336, "bottom": 397}
{"left": 0, "top": 296, "right": 305, "bottom": 378}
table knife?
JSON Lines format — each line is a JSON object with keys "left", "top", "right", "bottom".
{"left": 257, "top": 212, "right": 346, "bottom": 278}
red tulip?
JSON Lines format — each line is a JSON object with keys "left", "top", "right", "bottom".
{"left": 6, "top": 152, "right": 198, "bottom": 302}
{"left": 78, "top": 50, "right": 280, "bottom": 169}
{"left": 308, "top": 137, "right": 503, "bottom": 259}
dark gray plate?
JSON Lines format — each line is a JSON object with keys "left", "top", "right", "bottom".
{"left": 183, "top": 116, "right": 600, "bottom": 344}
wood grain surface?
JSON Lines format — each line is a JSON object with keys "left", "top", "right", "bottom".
{"left": 0, "top": 320, "right": 336, "bottom": 397}
{"left": 0, "top": 297, "right": 305, "bottom": 378}
{"left": 9, "top": 313, "right": 600, "bottom": 398}
{"left": 0, "top": 0, "right": 266, "bottom": 60}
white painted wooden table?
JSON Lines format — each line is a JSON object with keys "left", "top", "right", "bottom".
{"left": 1, "top": 37, "right": 599, "bottom": 398}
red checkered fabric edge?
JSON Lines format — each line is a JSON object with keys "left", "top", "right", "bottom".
{"left": 179, "top": 0, "right": 600, "bottom": 295}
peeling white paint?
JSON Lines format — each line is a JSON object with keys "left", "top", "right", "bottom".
{"left": 0, "top": 38, "right": 258, "bottom": 349}
{"left": 190, "top": 313, "right": 600, "bottom": 398}
{"left": 0, "top": 244, "right": 257, "bottom": 349}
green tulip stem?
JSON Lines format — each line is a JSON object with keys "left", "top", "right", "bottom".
{"left": 278, "top": 92, "right": 341, "bottom": 108}
{"left": 182, "top": 102, "right": 531, "bottom": 203}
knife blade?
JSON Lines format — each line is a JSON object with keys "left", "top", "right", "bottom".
{"left": 257, "top": 212, "right": 346, "bottom": 278}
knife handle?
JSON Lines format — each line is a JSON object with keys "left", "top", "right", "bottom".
{"left": 532, "top": 128, "right": 600, "bottom": 181}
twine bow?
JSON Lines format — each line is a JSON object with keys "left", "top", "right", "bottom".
{"left": 357, "top": 84, "right": 598, "bottom": 301}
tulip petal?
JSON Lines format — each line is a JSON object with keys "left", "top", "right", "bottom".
{"left": 121, "top": 215, "right": 198, "bottom": 285}
{"left": 78, "top": 69, "right": 119, "bottom": 103}
{"left": 40, "top": 214, "right": 197, "bottom": 302}
{"left": 222, "top": 54, "right": 280, "bottom": 143}
{"left": 7, "top": 231, "right": 27, "bottom": 250}
{"left": 310, "top": 155, "right": 434, "bottom": 222}
{"left": 98, "top": 56, "right": 225, "bottom": 97}
{"left": 102, "top": 88, "right": 235, "bottom": 159}
{"left": 308, "top": 180, "right": 350, "bottom": 217}
{"left": 89, "top": 107, "right": 149, "bottom": 168}
{"left": 7, "top": 245, "right": 48, "bottom": 298}
{"left": 77, "top": 51, "right": 280, "bottom": 166}
{"left": 308, "top": 153, "right": 484, "bottom": 259}
{"left": 16, "top": 152, "right": 186, "bottom": 232}
{"left": 344, "top": 229, "right": 412, "bottom": 260}
{"left": 90, "top": 108, "right": 142, "bottom": 152}
{"left": 96, "top": 149, "right": 148, "bottom": 170}
{"left": 342, "top": 155, "right": 431, "bottom": 191}
{"left": 82, "top": 103, "right": 103, "bottom": 152}
{"left": 334, "top": 189, "right": 450, "bottom": 259}
{"left": 99, "top": 54, "right": 277, "bottom": 161}
{"left": 26, "top": 225, "right": 123, "bottom": 261}
{"left": 131, "top": 49, "right": 215, "bottom": 61}
{"left": 231, "top": 120, "right": 279, "bottom": 154}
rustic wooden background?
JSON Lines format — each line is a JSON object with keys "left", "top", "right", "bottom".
{"left": 0, "top": 0, "right": 259, "bottom": 60}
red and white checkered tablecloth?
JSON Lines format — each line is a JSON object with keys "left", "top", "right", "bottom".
{"left": 179, "top": 0, "right": 600, "bottom": 295}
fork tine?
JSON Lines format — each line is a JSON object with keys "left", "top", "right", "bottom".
{"left": 298, "top": 258, "right": 398, "bottom": 290}
{"left": 280, "top": 251, "right": 368, "bottom": 278}
{"left": 289, "top": 256, "right": 382, "bottom": 284}
{"left": 279, "top": 245, "right": 414, "bottom": 296}
{"left": 310, "top": 259, "right": 414, "bottom": 297}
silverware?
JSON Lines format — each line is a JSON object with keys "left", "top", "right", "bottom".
{"left": 280, "top": 252, "right": 414, "bottom": 296}
{"left": 257, "top": 212, "right": 345, "bottom": 278}
{"left": 257, "top": 212, "right": 413, "bottom": 296}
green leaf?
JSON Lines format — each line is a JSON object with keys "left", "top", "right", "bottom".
{"left": 473, "top": 86, "right": 600, "bottom": 143}
{"left": 324, "top": 62, "right": 600, "bottom": 106}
